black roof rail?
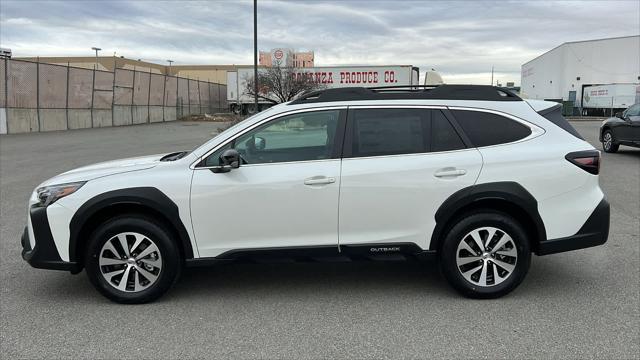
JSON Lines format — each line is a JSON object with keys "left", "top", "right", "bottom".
{"left": 289, "top": 84, "right": 522, "bottom": 105}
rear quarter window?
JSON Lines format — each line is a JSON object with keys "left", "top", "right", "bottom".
{"left": 538, "top": 105, "right": 584, "bottom": 139}
{"left": 452, "top": 110, "right": 532, "bottom": 147}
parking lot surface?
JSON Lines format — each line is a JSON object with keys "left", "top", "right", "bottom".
{"left": 1, "top": 120, "right": 638, "bottom": 359}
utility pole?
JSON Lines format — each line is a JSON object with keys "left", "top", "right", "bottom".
{"left": 91, "top": 47, "right": 101, "bottom": 70}
{"left": 253, "top": 0, "right": 259, "bottom": 111}
{"left": 167, "top": 59, "right": 173, "bottom": 75}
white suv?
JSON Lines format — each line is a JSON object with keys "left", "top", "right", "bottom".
{"left": 21, "top": 85, "right": 609, "bottom": 303}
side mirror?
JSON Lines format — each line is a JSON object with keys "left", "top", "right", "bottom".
{"left": 211, "top": 149, "right": 240, "bottom": 173}
{"left": 614, "top": 111, "right": 623, "bottom": 119}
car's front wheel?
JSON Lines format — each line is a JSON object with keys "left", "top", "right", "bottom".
{"left": 439, "top": 211, "right": 531, "bottom": 299}
{"left": 602, "top": 130, "right": 619, "bottom": 153}
{"left": 84, "top": 215, "right": 181, "bottom": 304}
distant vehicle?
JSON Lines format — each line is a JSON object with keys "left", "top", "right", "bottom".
{"left": 227, "top": 65, "right": 420, "bottom": 114}
{"left": 600, "top": 103, "right": 640, "bottom": 152}
{"left": 582, "top": 84, "right": 640, "bottom": 116}
{"left": 22, "top": 85, "right": 609, "bottom": 303}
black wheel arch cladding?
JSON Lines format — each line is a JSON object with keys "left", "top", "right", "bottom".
{"left": 69, "top": 187, "right": 194, "bottom": 264}
{"left": 430, "top": 182, "right": 546, "bottom": 251}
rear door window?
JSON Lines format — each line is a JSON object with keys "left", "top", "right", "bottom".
{"left": 431, "top": 110, "right": 466, "bottom": 152}
{"left": 452, "top": 110, "right": 532, "bottom": 147}
{"left": 349, "top": 108, "right": 429, "bottom": 157}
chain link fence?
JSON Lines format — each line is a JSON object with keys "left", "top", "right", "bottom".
{"left": 0, "top": 58, "right": 227, "bottom": 134}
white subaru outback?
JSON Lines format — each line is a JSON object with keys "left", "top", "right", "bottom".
{"left": 21, "top": 85, "right": 609, "bottom": 303}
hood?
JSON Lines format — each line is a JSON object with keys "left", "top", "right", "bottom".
{"left": 39, "top": 154, "right": 165, "bottom": 186}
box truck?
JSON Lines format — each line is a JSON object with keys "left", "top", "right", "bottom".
{"left": 582, "top": 84, "right": 640, "bottom": 116}
{"left": 227, "top": 65, "right": 419, "bottom": 114}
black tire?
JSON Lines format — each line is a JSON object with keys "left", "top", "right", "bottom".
{"left": 84, "top": 215, "right": 181, "bottom": 304}
{"left": 439, "top": 211, "right": 531, "bottom": 299}
{"left": 602, "top": 130, "right": 619, "bottom": 153}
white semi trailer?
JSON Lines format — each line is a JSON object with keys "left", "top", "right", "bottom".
{"left": 227, "top": 65, "right": 420, "bottom": 114}
{"left": 582, "top": 84, "right": 640, "bottom": 116}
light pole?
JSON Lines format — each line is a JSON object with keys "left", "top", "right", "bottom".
{"left": 253, "top": 0, "right": 258, "bottom": 111}
{"left": 167, "top": 59, "right": 173, "bottom": 75}
{"left": 91, "top": 47, "right": 101, "bottom": 70}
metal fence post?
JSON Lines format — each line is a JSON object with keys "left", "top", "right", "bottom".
{"left": 65, "top": 62, "right": 70, "bottom": 129}
{"left": 218, "top": 83, "right": 222, "bottom": 113}
{"left": 161, "top": 73, "right": 166, "bottom": 122}
{"left": 90, "top": 65, "right": 96, "bottom": 128}
{"left": 147, "top": 69, "right": 151, "bottom": 123}
{"left": 131, "top": 66, "right": 136, "bottom": 123}
{"left": 36, "top": 58, "right": 41, "bottom": 131}
{"left": 111, "top": 67, "right": 116, "bottom": 126}
{"left": 4, "top": 57, "right": 9, "bottom": 133}
{"left": 175, "top": 75, "right": 179, "bottom": 118}
{"left": 197, "top": 79, "right": 201, "bottom": 115}
{"left": 187, "top": 76, "right": 191, "bottom": 116}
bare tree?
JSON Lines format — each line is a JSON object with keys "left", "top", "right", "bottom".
{"left": 244, "top": 61, "right": 325, "bottom": 104}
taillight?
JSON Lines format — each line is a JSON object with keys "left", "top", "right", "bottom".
{"left": 565, "top": 150, "right": 600, "bottom": 175}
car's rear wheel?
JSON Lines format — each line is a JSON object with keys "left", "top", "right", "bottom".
{"left": 84, "top": 215, "right": 181, "bottom": 304}
{"left": 602, "top": 130, "right": 619, "bottom": 153}
{"left": 439, "top": 211, "right": 531, "bottom": 299}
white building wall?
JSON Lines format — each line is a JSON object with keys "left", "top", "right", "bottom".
{"left": 521, "top": 36, "right": 640, "bottom": 107}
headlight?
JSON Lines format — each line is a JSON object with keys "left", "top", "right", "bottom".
{"left": 36, "top": 182, "right": 86, "bottom": 207}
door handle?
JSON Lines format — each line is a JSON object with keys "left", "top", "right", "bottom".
{"left": 434, "top": 169, "right": 467, "bottom": 178}
{"left": 304, "top": 176, "right": 336, "bottom": 185}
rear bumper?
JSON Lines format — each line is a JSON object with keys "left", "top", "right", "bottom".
{"left": 21, "top": 206, "right": 80, "bottom": 273}
{"left": 537, "top": 197, "right": 610, "bottom": 255}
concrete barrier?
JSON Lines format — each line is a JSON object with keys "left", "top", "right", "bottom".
{"left": 113, "top": 106, "right": 133, "bottom": 126}
{"left": 0, "top": 108, "right": 7, "bottom": 134}
{"left": 164, "top": 107, "right": 176, "bottom": 121}
{"left": 132, "top": 106, "right": 149, "bottom": 124}
{"left": 149, "top": 107, "right": 163, "bottom": 123}
{"left": 67, "top": 110, "right": 92, "bottom": 130}
{"left": 6, "top": 109, "right": 39, "bottom": 133}
{"left": 39, "top": 109, "right": 67, "bottom": 131}
{"left": 92, "top": 110, "right": 112, "bottom": 128}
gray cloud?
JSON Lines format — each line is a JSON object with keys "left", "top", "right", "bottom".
{"left": 1, "top": 0, "right": 638, "bottom": 84}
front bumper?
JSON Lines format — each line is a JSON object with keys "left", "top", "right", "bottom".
{"left": 21, "top": 206, "right": 80, "bottom": 273}
{"left": 537, "top": 197, "right": 610, "bottom": 255}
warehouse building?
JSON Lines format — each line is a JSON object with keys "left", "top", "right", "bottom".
{"left": 520, "top": 35, "right": 640, "bottom": 114}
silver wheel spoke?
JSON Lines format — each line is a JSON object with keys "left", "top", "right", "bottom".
{"left": 492, "top": 258, "right": 515, "bottom": 273}
{"left": 456, "top": 256, "right": 481, "bottom": 266}
{"left": 102, "top": 241, "right": 121, "bottom": 259}
{"left": 134, "top": 270, "right": 143, "bottom": 292}
{"left": 99, "top": 232, "right": 162, "bottom": 293}
{"left": 103, "top": 268, "right": 124, "bottom": 282}
{"left": 99, "top": 257, "right": 127, "bottom": 266}
{"left": 459, "top": 240, "right": 478, "bottom": 256}
{"left": 117, "top": 234, "right": 130, "bottom": 258}
{"left": 469, "top": 231, "right": 485, "bottom": 252}
{"left": 130, "top": 233, "right": 146, "bottom": 255}
{"left": 496, "top": 247, "right": 517, "bottom": 257}
{"left": 117, "top": 266, "right": 132, "bottom": 291}
{"left": 135, "top": 243, "right": 159, "bottom": 260}
{"left": 136, "top": 266, "right": 158, "bottom": 283}
{"left": 490, "top": 233, "right": 513, "bottom": 254}
{"left": 485, "top": 228, "right": 497, "bottom": 249}
{"left": 478, "top": 261, "right": 488, "bottom": 286}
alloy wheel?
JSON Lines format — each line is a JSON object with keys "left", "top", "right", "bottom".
{"left": 603, "top": 132, "right": 612, "bottom": 151}
{"left": 99, "top": 232, "right": 163, "bottom": 292}
{"left": 455, "top": 226, "right": 518, "bottom": 287}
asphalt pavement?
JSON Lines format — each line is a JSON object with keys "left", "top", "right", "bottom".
{"left": 1, "top": 120, "right": 638, "bottom": 359}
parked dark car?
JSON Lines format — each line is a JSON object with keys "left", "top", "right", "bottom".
{"left": 600, "top": 103, "right": 640, "bottom": 152}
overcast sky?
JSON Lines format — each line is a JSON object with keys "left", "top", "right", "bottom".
{"left": 1, "top": 0, "right": 638, "bottom": 85}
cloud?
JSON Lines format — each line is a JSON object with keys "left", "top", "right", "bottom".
{"left": 1, "top": 0, "right": 638, "bottom": 85}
